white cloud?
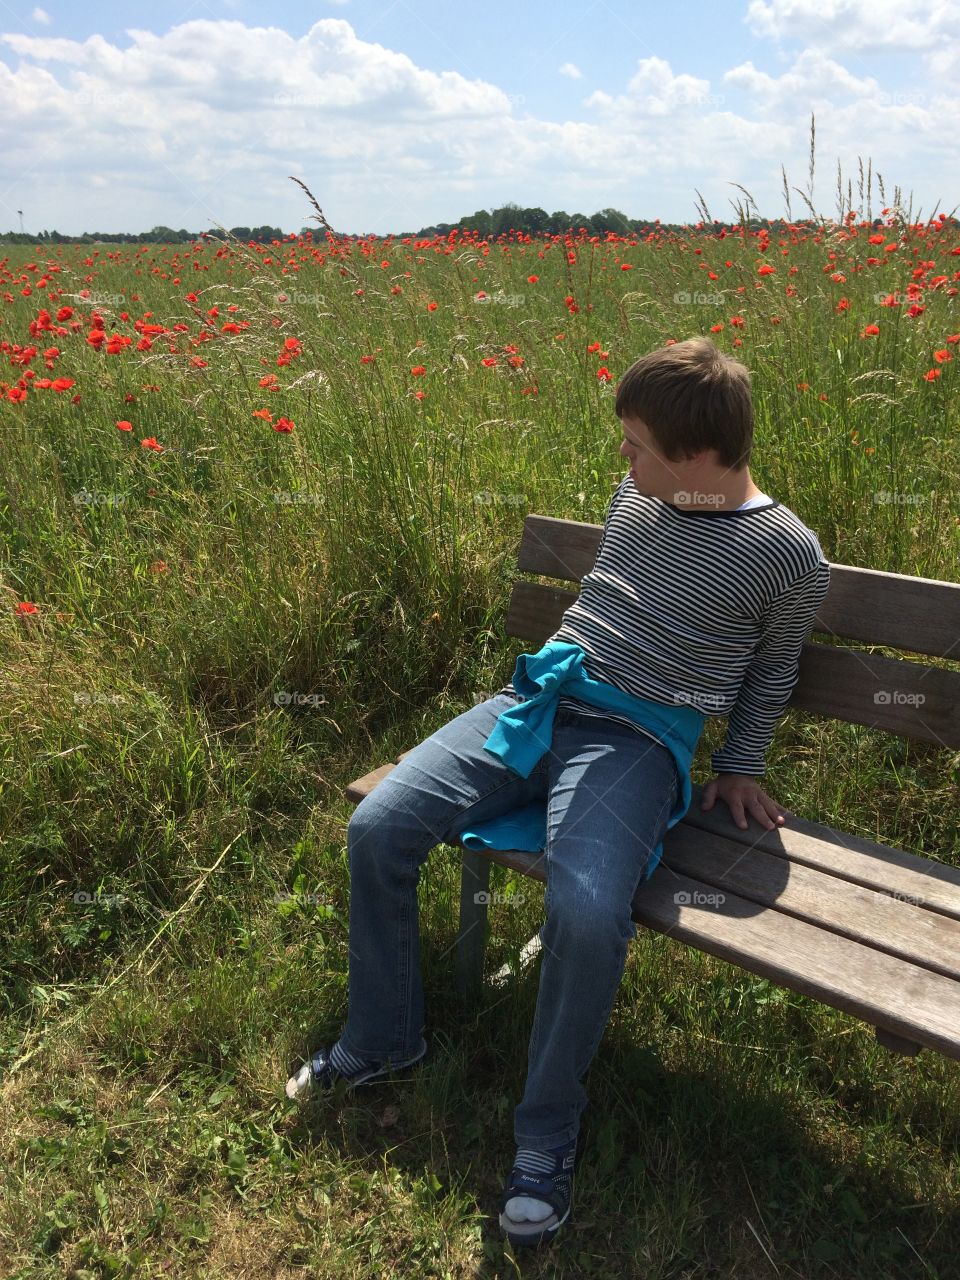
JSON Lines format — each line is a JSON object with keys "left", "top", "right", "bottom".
{"left": 31, "top": 7, "right": 52, "bottom": 25}
{"left": 585, "top": 56, "right": 723, "bottom": 115}
{"left": 745, "top": 0, "right": 960, "bottom": 54}
{"left": 0, "top": 17, "right": 953, "bottom": 235}
{"left": 558, "top": 62, "right": 582, "bottom": 79}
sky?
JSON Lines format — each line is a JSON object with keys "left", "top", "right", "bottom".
{"left": 0, "top": 0, "right": 957, "bottom": 237}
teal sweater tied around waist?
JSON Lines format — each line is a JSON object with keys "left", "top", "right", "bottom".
{"left": 454, "top": 640, "right": 706, "bottom": 881}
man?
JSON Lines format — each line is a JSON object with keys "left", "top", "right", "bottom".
{"left": 286, "top": 336, "right": 831, "bottom": 1250}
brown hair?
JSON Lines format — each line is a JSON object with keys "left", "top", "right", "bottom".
{"left": 615, "top": 337, "right": 754, "bottom": 470}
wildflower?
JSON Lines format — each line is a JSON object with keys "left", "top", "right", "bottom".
{"left": 56, "top": 306, "right": 73, "bottom": 321}
{"left": 411, "top": 365, "right": 426, "bottom": 376}
{"left": 836, "top": 298, "right": 850, "bottom": 313}
{"left": 758, "top": 264, "right": 775, "bottom": 276}
{"left": 934, "top": 350, "right": 952, "bottom": 363}
{"left": 923, "top": 369, "right": 941, "bottom": 381}
{"left": 906, "top": 304, "right": 925, "bottom": 318}
{"left": 730, "top": 316, "right": 745, "bottom": 328}
{"left": 481, "top": 357, "right": 498, "bottom": 367}
{"left": 15, "top": 601, "right": 38, "bottom": 616}
{"left": 427, "top": 302, "right": 438, "bottom": 312}
{"left": 586, "top": 342, "right": 602, "bottom": 354}
{"left": 527, "top": 275, "right": 539, "bottom": 283}
{"left": 508, "top": 355, "right": 524, "bottom": 368}
{"left": 149, "top": 560, "right": 168, "bottom": 574}
{"left": 259, "top": 374, "right": 279, "bottom": 387}
{"left": 52, "top": 377, "right": 75, "bottom": 392}
{"left": 141, "top": 437, "right": 163, "bottom": 451}
{"left": 116, "top": 419, "right": 133, "bottom": 431}
{"left": 273, "top": 417, "right": 295, "bottom": 432}
{"left": 414, "top": 390, "right": 426, "bottom": 401}
{"left": 620, "top": 263, "right": 633, "bottom": 271}
{"left": 861, "top": 324, "right": 880, "bottom": 337}
{"left": 284, "top": 337, "right": 301, "bottom": 351}
{"left": 253, "top": 408, "right": 273, "bottom": 420}
{"left": 596, "top": 366, "right": 612, "bottom": 382}
{"left": 796, "top": 382, "right": 810, "bottom": 391}
{"left": 360, "top": 355, "right": 376, "bottom": 365}
{"left": 710, "top": 323, "right": 724, "bottom": 333}
{"left": 221, "top": 322, "right": 241, "bottom": 334}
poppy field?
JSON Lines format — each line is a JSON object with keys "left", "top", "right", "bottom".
{"left": 0, "top": 184, "right": 959, "bottom": 1276}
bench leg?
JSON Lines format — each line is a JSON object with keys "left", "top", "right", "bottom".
{"left": 875, "top": 1026, "right": 922, "bottom": 1056}
{"left": 456, "top": 849, "right": 491, "bottom": 1002}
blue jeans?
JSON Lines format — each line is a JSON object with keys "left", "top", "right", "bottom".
{"left": 338, "top": 691, "right": 679, "bottom": 1150}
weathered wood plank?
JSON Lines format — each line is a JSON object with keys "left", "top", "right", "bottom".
{"left": 515, "top": 514, "right": 960, "bottom": 659}
{"left": 503, "top": 580, "right": 960, "bottom": 747}
{"left": 451, "top": 844, "right": 960, "bottom": 1059}
{"left": 659, "top": 824, "right": 960, "bottom": 981}
{"left": 682, "top": 782, "right": 960, "bottom": 918}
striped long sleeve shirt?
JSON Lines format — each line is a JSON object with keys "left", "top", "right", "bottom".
{"left": 497, "top": 473, "right": 831, "bottom": 776}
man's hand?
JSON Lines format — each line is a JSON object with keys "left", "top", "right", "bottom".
{"left": 700, "top": 774, "right": 787, "bottom": 831}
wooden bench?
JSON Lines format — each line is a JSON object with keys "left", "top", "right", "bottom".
{"left": 346, "top": 512, "right": 960, "bottom": 1061}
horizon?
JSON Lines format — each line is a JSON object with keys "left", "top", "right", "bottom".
{"left": 1, "top": 1, "right": 957, "bottom": 239}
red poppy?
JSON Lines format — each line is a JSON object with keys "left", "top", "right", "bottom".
{"left": 861, "top": 324, "right": 880, "bottom": 337}
{"left": 933, "top": 349, "right": 952, "bottom": 363}
{"left": 411, "top": 365, "right": 426, "bottom": 376}
{"left": 481, "top": 357, "right": 498, "bottom": 367}
{"left": 923, "top": 369, "right": 941, "bottom": 381}
{"left": 253, "top": 408, "right": 272, "bottom": 420}
{"left": 141, "top": 437, "right": 163, "bottom": 451}
{"left": 116, "top": 419, "right": 133, "bottom": 431}
{"left": 14, "top": 601, "right": 38, "bottom": 616}
{"left": 427, "top": 302, "right": 438, "bottom": 312}
{"left": 273, "top": 417, "right": 295, "bottom": 432}
{"left": 596, "top": 366, "right": 612, "bottom": 382}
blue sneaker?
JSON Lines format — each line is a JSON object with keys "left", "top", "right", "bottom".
{"left": 499, "top": 1138, "right": 579, "bottom": 1248}
{"left": 285, "top": 1035, "right": 428, "bottom": 1099}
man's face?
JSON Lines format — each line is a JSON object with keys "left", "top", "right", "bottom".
{"left": 618, "top": 413, "right": 691, "bottom": 498}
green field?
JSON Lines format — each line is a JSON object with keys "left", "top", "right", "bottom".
{"left": 1, "top": 194, "right": 958, "bottom": 1277}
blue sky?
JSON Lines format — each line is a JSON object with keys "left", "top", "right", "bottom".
{"left": 0, "top": 0, "right": 956, "bottom": 236}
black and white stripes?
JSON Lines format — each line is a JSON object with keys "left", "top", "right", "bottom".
{"left": 498, "top": 473, "right": 831, "bottom": 777}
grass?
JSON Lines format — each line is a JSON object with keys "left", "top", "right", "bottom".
{"left": 0, "top": 154, "right": 959, "bottom": 1276}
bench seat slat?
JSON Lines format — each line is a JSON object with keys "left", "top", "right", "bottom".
{"left": 683, "top": 783, "right": 960, "bottom": 917}
{"left": 450, "top": 843, "right": 960, "bottom": 1060}
{"left": 661, "top": 826, "right": 960, "bottom": 982}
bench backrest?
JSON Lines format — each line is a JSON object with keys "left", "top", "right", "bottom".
{"left": 505, "top": 514, "right": 960, "bottom": 750}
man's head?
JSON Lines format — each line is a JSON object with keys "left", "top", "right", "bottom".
{"left": 615, "top": 337, "right": 754, "bottom": 471}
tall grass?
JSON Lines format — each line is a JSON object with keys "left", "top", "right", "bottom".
{"left": 0, "top": 146, "right": 958, "bottom": 1276}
